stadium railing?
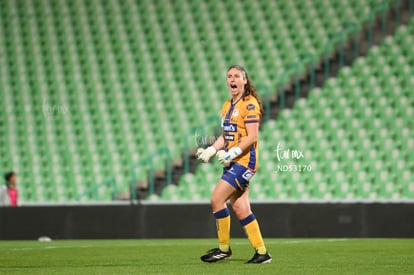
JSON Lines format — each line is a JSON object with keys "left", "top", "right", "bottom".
{"left": 130, "top": 147, "right": 172, "bottom": 201}
{"left": 77, "top": 177, "right": 117, "bottom": 202}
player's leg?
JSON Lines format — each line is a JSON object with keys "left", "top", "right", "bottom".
{"left": 200, "top": 179, "right": 236, "bottom": 263}
{"left": 230, "top": 189, "right": 266, "bottom": 253}
{"left": 211, "top": 179, "right": 237, "bottom": 252}
{"left": 230, "top": 189, "right": 272, "bottom": 264}
{"left": 229, "top": 188, "right": 250, "bottom": 219}
{"left": 211, "top": 178, "right": 238, "bottom": 212}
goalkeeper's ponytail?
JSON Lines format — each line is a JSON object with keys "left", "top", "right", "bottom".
{"left": 244, "top": 77, "right": 264, "bottom": 117}
{"left": 227, "top": 65, "right": 264, "bottom": 117}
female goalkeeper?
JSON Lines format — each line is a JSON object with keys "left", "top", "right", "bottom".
{"left": 196, "top": 65, "right": 272, "bottom": 264}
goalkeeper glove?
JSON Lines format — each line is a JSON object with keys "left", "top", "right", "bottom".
{"left": 216, "top": 147, "right": 242, "bottom": 167}
{"left": 196, "top": 146, "right": 217, "bottom": 163}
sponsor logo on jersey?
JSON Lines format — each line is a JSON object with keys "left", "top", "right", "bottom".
{"left": 224, "top": 135, "right": 235, "bottom": 141}
{"left": 232, "top": 109, "right": 239, "bottom": 117}
{"left": 246, "top": 103, "right": 255, "bottom": 110}
{"left": 223, "top": 124, "right": 237, "bottom": 132}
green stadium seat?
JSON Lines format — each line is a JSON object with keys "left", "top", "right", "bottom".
{"left": 165, "top": 17, "right": 414, "bottom": 201}
{"left": 0, "top": 0, "right": 405, "bottom": 202}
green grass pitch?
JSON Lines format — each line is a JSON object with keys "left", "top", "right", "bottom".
{"left": 0, "top": 239, "right": 413, "bottom": 274}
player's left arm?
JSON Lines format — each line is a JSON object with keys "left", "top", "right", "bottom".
{"left": 237, "top": 122, "right": 259, "bottom": 152}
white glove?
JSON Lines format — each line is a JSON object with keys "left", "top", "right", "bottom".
{"left": 216, "top": 147, "right": 243, "bottom": 167}
{"left": 196, "top": 146, "right": 217, "bottom": 163}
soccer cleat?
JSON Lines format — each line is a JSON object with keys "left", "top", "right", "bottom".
{"left": 246, "top": 251, "right": 272, "bottom": 264}
{"left": 200, "top": 247, "right": 232, "bottom": 263}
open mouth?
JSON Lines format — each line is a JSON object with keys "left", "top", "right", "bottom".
{"left": 230, "top": 84, "right": 237, "bottom": 89}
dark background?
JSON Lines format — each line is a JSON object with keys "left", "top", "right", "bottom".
{"left": 1, "top": 203, "right": 413, "bottom": 240}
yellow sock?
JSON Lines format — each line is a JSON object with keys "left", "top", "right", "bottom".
{"left": 214, "top": 208, "right": 231, "bottom": 252}
{"left": 241, "top": 213, "right": 267, "bottom": 255}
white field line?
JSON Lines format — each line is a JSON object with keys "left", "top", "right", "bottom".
{"left": 3, "top": 238, "right": 350, "bottom": 251}
{"left": 231, "top": 239, "right": 350, "bottom": 246}
{"left": 5, "top": 244, "right": 93, "bottom": 251}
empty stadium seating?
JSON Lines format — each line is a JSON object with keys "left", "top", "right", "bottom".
{"left": 0, "top": 0, "right": 404, "bottom": 202}
{"left": 157, "top": 17, "right": 414, "bottom": 201}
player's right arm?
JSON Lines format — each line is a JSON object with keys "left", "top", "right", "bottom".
{"left": 212, "top": 133, "right": 225, "bottom": 151}
{"left": 196, "top": 102, "right": 227, "bottom": 163}
{"left": 196, "top": 135, "right": 224, "bottom": 163}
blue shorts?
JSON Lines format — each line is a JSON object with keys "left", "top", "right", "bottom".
{"left": 221, "top": 162, "right": 256, "bottom": 191}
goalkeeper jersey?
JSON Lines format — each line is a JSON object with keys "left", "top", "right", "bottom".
{"left": 221, "top": 95, "right": 261, "bottom": 171}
